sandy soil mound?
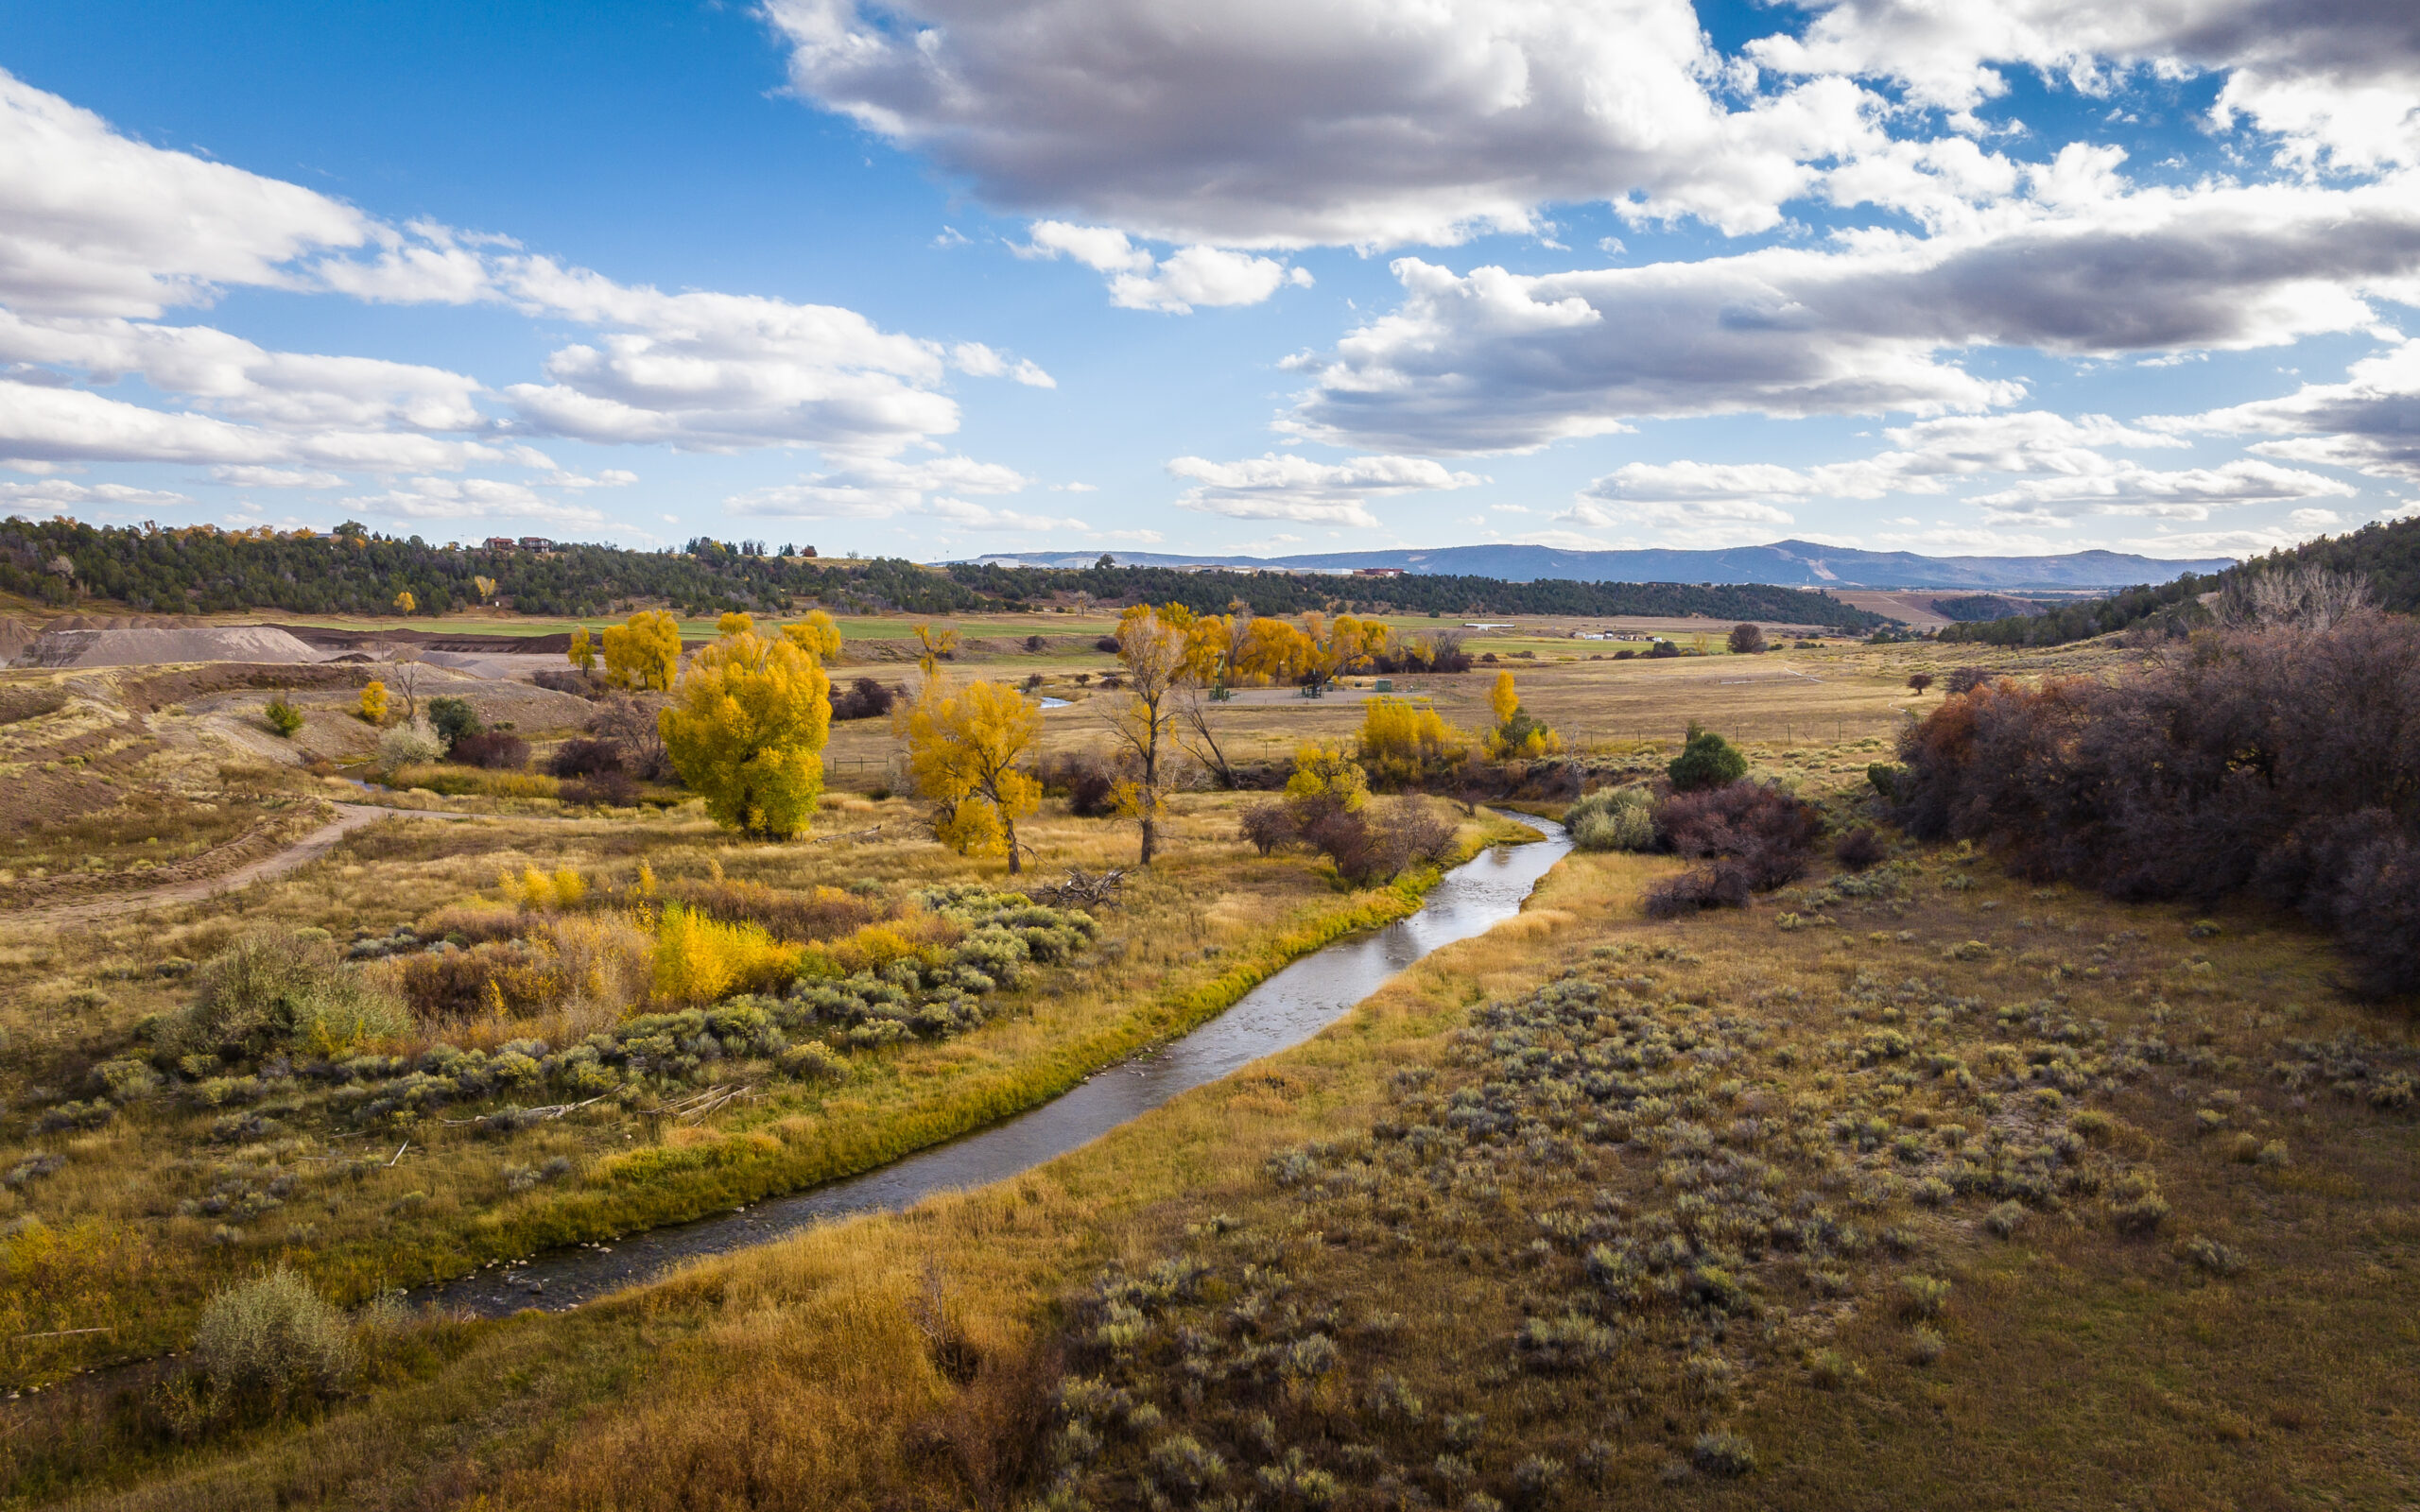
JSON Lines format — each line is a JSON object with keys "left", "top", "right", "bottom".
{"left": 15, "top": 626, "right": 325, "bottom": 668}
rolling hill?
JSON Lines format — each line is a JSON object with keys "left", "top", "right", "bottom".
{"left": 969, "top": 539, "right": 2235, "bottom": 589}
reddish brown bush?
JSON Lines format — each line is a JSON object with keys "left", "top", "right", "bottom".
{"left": 396, "top": 942, "right": 555, "bottom": 1021}
{"left": 546, "top": 738, "right": 624, "bottom": 778}
{"left": 1657, "top": 782, "right": 1822, "bottom": 889}
{"left": 562, "top": 771, "right": 641, "bottom": 807}
{"left": 1239, "top": 800, "right": 1295, "bottom": 856}
{"left": 1236, "top": 796, "right": 1453, "bottom": 883}
{"left": 448, "top": 730, "right": 530, "bottom": 769}
{"left": 830, "top": 677, "right": 902, "bottom": 721}
{"left": 1644, "top": 861, "right": 1754, "bottom": 919}
{"left": 1834, "top": 826, "right": 1884, "bottom": 870}
{"left": 1036, "top": 750, "right": 1121, "bottom": 816}
{"left": 1893, "top": 619, "right": 2420, "bottom": 995}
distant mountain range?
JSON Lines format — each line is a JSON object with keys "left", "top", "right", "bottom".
{"left": 965, "top": 540, "right": 2236, "bottom": 590}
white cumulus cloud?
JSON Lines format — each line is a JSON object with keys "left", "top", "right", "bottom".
{"left": 2173, "top": 337, "right": 2420, "bottom": 482}
{"left": 1168, "top": 453, "right": 1484, "bottom": 526}
{"left": 1754, "top": 0, "right": 2420, "bottom": 169}
{"left": 1287, "top": 163, "right": 2420, "bottom": 453}
{"left": 763, "top": 0, "right": 1884, "bottom": 248}
{"left": 1020, "top": 223, "right": 1311, "bottom": 312}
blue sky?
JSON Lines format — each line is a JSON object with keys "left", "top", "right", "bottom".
{"left": 1, "top": 0, "right": 2415, "bottom": 563}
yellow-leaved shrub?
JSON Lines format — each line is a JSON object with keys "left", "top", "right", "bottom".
{"left": 501, "top": 866, "right": 588, "bottom": 910}
{"left": 1357, "top": 696, "right": 1465, "bottom": 786}
{"left": 652, "top": 903, "right": 799, "bottom": 1005}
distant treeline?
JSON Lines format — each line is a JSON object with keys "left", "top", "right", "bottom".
{"left": 0, "top": 516, "right": 1887, "bottom": 628}
{"left": 1939, "top": 515, "right": 2420, "bottom": 649}
{"left": 1928, "top": 593, "right": 2042, "bottom": 624}
{"left": 942, "top": 560, "right": 1885, "bottom": 628}
{"left": 0, "top": 519, "right": 987, "bottom": 618}
{"left": 1935, "top": 576, "right": 2223, "bottom": 646}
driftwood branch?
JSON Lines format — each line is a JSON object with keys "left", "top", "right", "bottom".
{"left": 438, "top": 1094, "right": 609, "bottom": 1128}
{"left": 1029, "top": 867, "right": 1128, "bottom": 907}
{"left": 13, "top": 1326, "right": 115, "bottom": 1340}
{"left": 636, "top": 1083, "right": 753, "bottom": 1120}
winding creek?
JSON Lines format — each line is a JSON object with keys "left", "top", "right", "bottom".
{"left": 419, "top": 813, "right": 1572, "bottom": 1318}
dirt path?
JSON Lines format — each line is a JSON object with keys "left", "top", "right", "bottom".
{"left": 7, "top": 803, "right": 471, "bottom": 928}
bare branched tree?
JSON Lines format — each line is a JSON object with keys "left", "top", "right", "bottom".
{"left": 2219, "top": 562, "right": 2376, "bottom": 633}
{"left": 369, "top": 633, "right": 428, "bottom": 723}
{"left": 1174, "top": 681, "right": 1239, "bottom": 789}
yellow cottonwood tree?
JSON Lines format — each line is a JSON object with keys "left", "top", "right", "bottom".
{"left": 717, "top": 611, "right": 754, "bottom": 639}
{"left": 1285, "top": 740, "right": 1370, "bottom": 816}
{"left": 1107, "top": 603, "right": 1196, "bottom": 864}
{"left": 357, "top": 679, "right": 389, "bottom": 725}
{"left": 1490, "top": 671, "right": 1519, "bottom": 728}
{"left": 567, "top": 626, "right": 597, "bottom": 674}
{"left": 1483, "top": 670, "right": 1562, "bottom": 760}
{"left": 1233, "top": 612, "right": 1387, "bottom": 693}
{"left": 393, "top": 590, "right": 416, "bottom": 614}
{"left": 657, "top": 630, "right": 832, "bottom": 839}
{"left": 601, "top": 610, "right": 682, "bottom": 691}
{"left": 896, "top": 679, "right": 1043, "bottom": 872}
{"left": 910, "top": 621, "right": 960, "bottom": 681}
{"left": 1234, "top": 616, "right": 1311, "bottom": 685}
{"left": 781, "top": 610, "right": 843, "bottom": 663}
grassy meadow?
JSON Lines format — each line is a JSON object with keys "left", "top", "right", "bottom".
{"left": 0, "top": 792, "right": 1524, "bottom": 1389}
{"left": 3, "top": 616, "right": 2412, "bottom": 1508}
{"left": 17, "top": 805, "right": 2415, "bottom": 1509}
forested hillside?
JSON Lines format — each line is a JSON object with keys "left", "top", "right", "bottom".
{"left": 0, "top": 516, "right": 1886, "bottom": 628}
{"left": 940, "top": 559, "right": 1884, "bottom": 627}
{"left": 1939, "top": 515, "right": 2419, "bottom": 647}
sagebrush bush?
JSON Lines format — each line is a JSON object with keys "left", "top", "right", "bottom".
{"left": 374, "top": 718, "right": 441, "bottom": 772}
{"left": 189, "top": 1267, "right": 357, "bottom": 1407}
{"left": 174, "top": 928, "right": 411, "bottom": 1060}
{"left": 1565, "top": 787, "right": 1654, "bottom": 851}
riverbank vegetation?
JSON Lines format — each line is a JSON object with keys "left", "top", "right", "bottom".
{"left": 7, "top": 605, "right": 2416, "bottom": 1506}
{"left": 20, "top": 782, "right": 2412, "bottom": 1508}
{"left": 0, "top": 793, "right": 1519, "bottom": 1399}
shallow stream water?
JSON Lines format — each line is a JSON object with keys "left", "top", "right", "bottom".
{"left": 419, "top": 814, "right": 1571, "bottom": 1317}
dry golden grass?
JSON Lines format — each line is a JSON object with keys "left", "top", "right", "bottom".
{"left": 0, "top": 790, "right": 1506, "bottom": 1396}
{"left": 38, "top": 821, "right": 2417, "bottom": 1510}
{"left": 815, "top": 637, "right": 2135, "bottom": 789}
